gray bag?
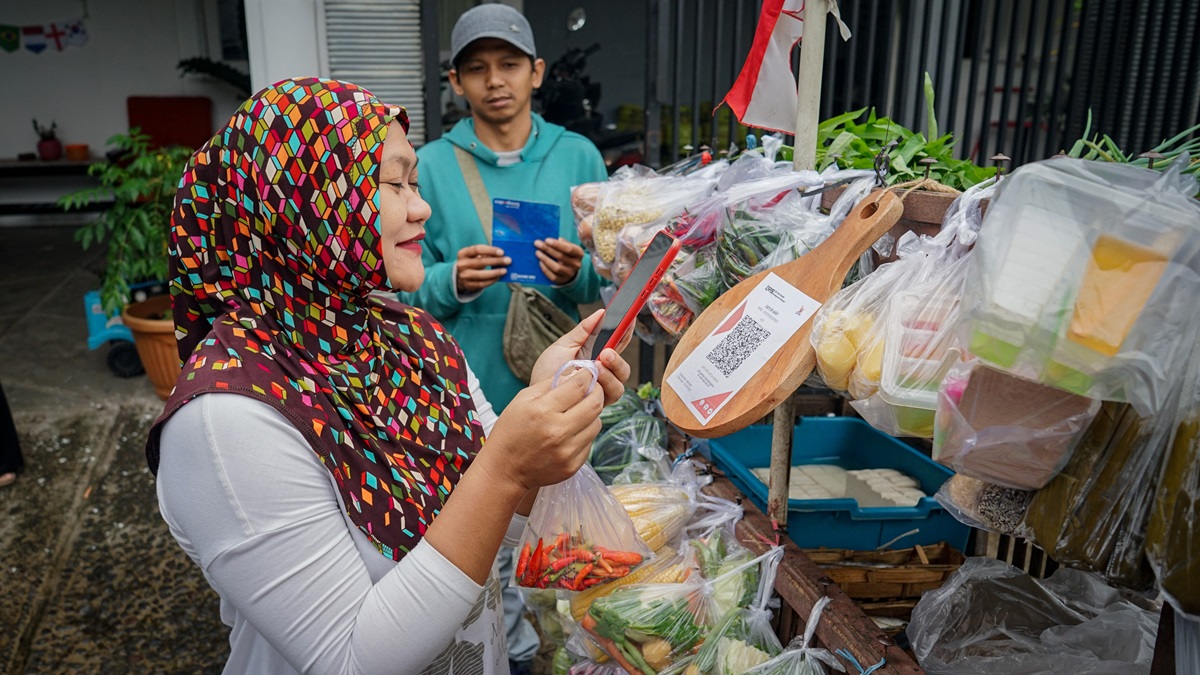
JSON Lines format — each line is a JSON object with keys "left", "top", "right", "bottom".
{"left": 455, "top": 147, "right": 576, "bottom": 384}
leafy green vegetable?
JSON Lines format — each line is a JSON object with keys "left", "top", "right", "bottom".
{"left": 1065, "top": 112, "right": 1200, "bottom": 184}
{"left": 589, "top": 586, "right": 704, "bottom": 674}
{"left": 710, "top": 555, "right": 760, "bottom": 619}
{"left": 601, "top": 389, "right": 646, "bottom": 432}
{"left": 590, "top": 414, "right": 667, "bottom": 484}
{"left": 813, "top": 74, "right": 997, "bottom": 191}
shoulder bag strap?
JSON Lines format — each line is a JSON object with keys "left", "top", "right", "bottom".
{"left": 453, "top": 145, "right": 492, "bottom": 244}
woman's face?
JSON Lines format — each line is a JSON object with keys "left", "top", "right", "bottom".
{"left": 378, "top": 120, "right": 431, "bottom": 293}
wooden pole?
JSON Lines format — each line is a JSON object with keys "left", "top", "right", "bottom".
{"left": 792, "top": 0, "right": 828, "bottom": 172}
{"left": 769, "top": 0, "right": 829, "bottom": 529}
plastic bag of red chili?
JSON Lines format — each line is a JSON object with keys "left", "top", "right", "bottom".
{"left": 512, "top": 362, "right": 655, "bottom": 592}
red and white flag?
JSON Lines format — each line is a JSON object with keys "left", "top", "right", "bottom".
{"left": 22, "top": 25, "right": 46, "bottom": 54}
{"left": 720, "top": 0, "right": 850, "bottom": 134}
{"left": 45, "top": 23, "right": 68, "bottom": 51}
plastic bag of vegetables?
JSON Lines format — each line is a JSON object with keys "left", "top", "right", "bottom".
{"left": 514, "top": 363, "right": 654, "bottom": 591}
{"left": 744, "top": 597, "right": 846, "bottom": 675}
{"left": 590, "top": 414, "right": 668, "bottom": 485}
{"left": 581, "top": 547, "right": 785, "bottom": 674}
{"left": 664, "top": 547, "right": 786, "bottom": 675}
{"left": 601, "top": 389, "right": 647, "bottom": 433}
{"left": 588, "top": 173, "right": 717, "bottom": 280}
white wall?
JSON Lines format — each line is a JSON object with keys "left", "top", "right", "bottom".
{"left": 244, "top": 0, "right": 323, "bottom": 92}
{"left": 0, "top": 0, "right": 244, "bottom": 160}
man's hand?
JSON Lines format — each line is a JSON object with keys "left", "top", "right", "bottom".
{"left": 455, "top": 245, "right": 510, "bottom": 295}
{"left": 534, "top": 238, "right": 584, "bottom": 285}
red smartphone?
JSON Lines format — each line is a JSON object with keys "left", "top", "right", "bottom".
{"left": 579, "top": 231, "right": 682, "bottom": 361}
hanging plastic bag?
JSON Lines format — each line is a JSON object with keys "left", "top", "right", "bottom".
{"left": 811, "top": 237, "right": 920, "bottom": 397}
{"left": 581, "top": 547, "right": 784, "bottom": 675}
{"left": 959, "top": 155, "right": 1200, "bottom": 416}
{"left": 514, "top": 362, "right": 654, "bottom": 591}
{"left": 744, "top": 597, "right": 846, "bottom": 675}
{"left": 611, "top": 472, "right": 702, "bottom": 551}
{"left": 907, "top": 557, "right": 1159, "bottom": 674}
{"left": 589, "top": 173, "right": 718, "bottom": 279}
{"left": 1145, "top": 334, "right": 1200, "bottom": 618}
{"left": 590, "top": 413, "right": 668, "bottom": 485}
{"left": 664, "top": 547, "right": 786, "bottom": 674}
{"left": 931, "top": 360, "right": 1100, "bottom": 490}
{"left": 1019, "top": 399, "right": 1178, "bottom": 589}
{"left": 934, "top": 474, "right": 1033, "bottom": 536}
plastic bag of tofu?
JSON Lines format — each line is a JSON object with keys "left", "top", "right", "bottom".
{"left": 959, "top": 155, "right": 1200, "bottom": 416}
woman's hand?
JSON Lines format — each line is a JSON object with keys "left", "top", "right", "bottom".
{"left": 480, "top": 368, "right": 606, "bottom": 492}
{"left": 529, "top": 309, "right": 632, "bottom": 407}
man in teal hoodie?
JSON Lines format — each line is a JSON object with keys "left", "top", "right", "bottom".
{"left": 400, "top": 4, "right": 606, "bottom": 416}
{"left": 399, "top": 5, "right": 606, "bottom": 672}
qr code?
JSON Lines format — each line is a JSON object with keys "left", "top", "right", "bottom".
{"left": 706, "top": 317, "right": 770, "bottom": 377}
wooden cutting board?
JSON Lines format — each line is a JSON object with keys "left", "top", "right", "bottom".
{"left": 662, "top": 190, "right": 904, "bottom": 437}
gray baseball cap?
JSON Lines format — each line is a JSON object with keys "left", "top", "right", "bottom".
{"left": 450, "top": 4, "right": 537, "bottom": 66}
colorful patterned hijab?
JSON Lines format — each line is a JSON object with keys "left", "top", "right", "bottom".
{"left": 147, "top": 78, "right": 485, "bottom": 561}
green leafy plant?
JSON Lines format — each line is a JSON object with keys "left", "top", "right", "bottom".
{"left": 813, "top": 73, "right": 997, "bottom": 190}
{"left": 33, "top": 119, "right": 57, "bottom": 141}
{"left": 59, "top": 129, "right": 193, "bottom": 314}
{"left": 1065, "top": 111, "right": 1200, "bottom": 182}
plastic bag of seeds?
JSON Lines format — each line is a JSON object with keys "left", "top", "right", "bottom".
{"left": 935, "top": 474, "right": 1032, "bottom": 536}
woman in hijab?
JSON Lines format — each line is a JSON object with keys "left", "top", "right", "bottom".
{"left": 149, "top": 77, "right": 629, "bottom": 674}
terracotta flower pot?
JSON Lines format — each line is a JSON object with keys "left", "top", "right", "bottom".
{"left": 65, "top": 143, "right": 89, "bottom": 161}
{"left": 37, "top": 139, "right": 63, "bottom": 161}
{"left": 121, "top": 295, "right": 180, "bottom": 400}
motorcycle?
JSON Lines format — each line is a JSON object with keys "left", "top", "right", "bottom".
{"left": 535, "top": 42, "right": 644, "bottom": 173}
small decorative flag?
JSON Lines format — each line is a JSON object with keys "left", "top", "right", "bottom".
{"left": 0, "top": 25, "right": 18, "bottom": 53}
{"left": 64, "top": 19, "right": 88, "bottom": 46}
{"left": 22, "top": 25, "right": 45, "bottom": 54}
{"left": 720, "top": 0, "right": 851, "bottom": 134}
{"left": 45, "top": 22, "right": 68, "bottom": 51}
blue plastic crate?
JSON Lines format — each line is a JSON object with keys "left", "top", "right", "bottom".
{"left": 707, "top": 417, "right": 970, "bottom": 551}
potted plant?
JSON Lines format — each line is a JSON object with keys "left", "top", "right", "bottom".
{"left": 816, "top": 75, "right": 997, "bottom": 262}
{"left": 59, "top": 128, "right": 193, "bottom": 399}
{"left": 33, "top": 119, "right": 62, "bottom": 161}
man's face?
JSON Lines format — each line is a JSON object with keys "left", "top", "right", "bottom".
{"left": 450, "top": 38, "right": 545, "bottom": 127}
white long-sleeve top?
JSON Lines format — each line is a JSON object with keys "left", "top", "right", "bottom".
{"left": 156, "top": 365, "right": 518, "bottom": 674}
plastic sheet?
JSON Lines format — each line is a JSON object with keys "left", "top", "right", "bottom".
{"left": 932, "top": 360, "right": 1100, "bottom": 490}
{"left": 959, "top": 156, "right": 1200, "bottom": 416}
{"left": 907, "top": 557, "right": 1159, "bottom": 674}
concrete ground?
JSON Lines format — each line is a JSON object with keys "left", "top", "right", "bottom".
{"left": 0, "top": 224, "right": 227, "bottom": 674}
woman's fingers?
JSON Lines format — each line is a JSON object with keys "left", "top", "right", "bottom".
{"left": 595, "top": 349, "right": 632, "bottom": 405}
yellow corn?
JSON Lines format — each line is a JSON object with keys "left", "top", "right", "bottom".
{"left": 612, "top": 484, "right": 693, "bottom": 551}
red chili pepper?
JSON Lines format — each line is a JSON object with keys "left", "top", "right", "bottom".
{"left": 568, "top": 548, "right": 596, "bottom": 562}
{"left": 594, "top": 547, "right": 643, "bottom": 566}
{"left": 516, "top": 543, "right": 531, "bottom": 580}
{"left": 554, "top": 531, "right": 570, "bottom": 555}
{"left": 580, "top": 577, "right": 604, "bottom": 588}
{"left": 523, "top": 539, "right": 544, "bottom": 586}
{"left": 546, "top": 555, "right": 580, "bottom": 573}
{"left": 596, "top": 555, "right": 613, "bottom": 573}
{"left": 572, "top": 563, "right": 594, "bottom": 589}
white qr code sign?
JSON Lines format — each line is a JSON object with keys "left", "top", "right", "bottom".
{"left": 667, "top": 272, "right": 822, "bottom": 425}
